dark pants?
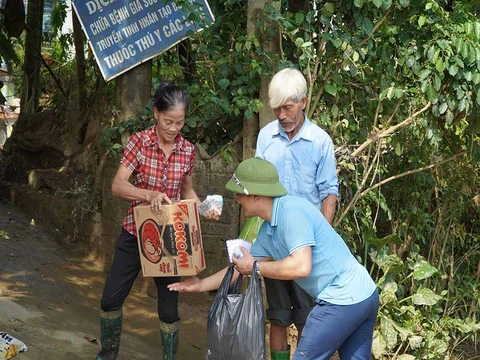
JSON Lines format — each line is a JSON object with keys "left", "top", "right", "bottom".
{"left": 294, "top": 289, "right": 379, "bottom": 360}
{"left": 100, "top": 228, "right": 180, "bottom": 324}
{"left": 264, "top": 277, "right": 315, "bottom": 329}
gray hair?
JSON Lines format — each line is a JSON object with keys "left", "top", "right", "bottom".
{"left": 268, "top": 68, "right": 307, "bottom": 109}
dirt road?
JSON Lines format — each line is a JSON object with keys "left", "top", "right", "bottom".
{"left": 0, "top": 198, "right": 209, "bottom": 359}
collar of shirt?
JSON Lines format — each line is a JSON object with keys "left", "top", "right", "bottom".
{"left": 145, "top": 125, "right": 187, "bottom": 153}
{"left": 265, "top": 196, "right": 282, "bottom": 236}
{"left": 270, "top": 114, "right": 315, "bottom": 143}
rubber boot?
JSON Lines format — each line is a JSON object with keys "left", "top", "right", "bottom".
{"left": 96, "top": 309, "right": 123, "bottom": 360}
{"left": 159, "top": 320, "right": 180, "bottom": 360}
{"left": 270, "top": 348, "right": 291, "bottom": 360}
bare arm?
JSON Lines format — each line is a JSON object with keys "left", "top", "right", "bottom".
{"left": 321, "top": 194, "right": 337, "bottom": 225}
{"left": 111, "top": 164, "right": 172, "bottom": 210}
{"left": 181, "top": 174, "right": 201, "bottom": 204}
{"left": 168, "top": 266, "right": 241, "bottom": 293}
{"left": 233, "top": 246, "right": 312, "bottom": 280}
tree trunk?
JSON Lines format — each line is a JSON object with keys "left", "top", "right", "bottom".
{"left": 114, "top": 61, "right": 152, "bottom": 126}
{"left": 245, "top": 0, "right": 278, "bottom": 161}
{"left": 72, "top": 9, "right": 86, "bottom": 112}
{"left": 20, "top": 0, "right": 44, "bottom": 114}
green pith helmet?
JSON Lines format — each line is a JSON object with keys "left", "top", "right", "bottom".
{"left": 225, "top": 157, "right": 288, "bottom": 197}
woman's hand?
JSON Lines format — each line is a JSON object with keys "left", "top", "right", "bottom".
{"left": 147, "top": 191, "right": 172, "bottom": 212}
{"left": 168, "top": 276, "right": 202, "bottom": 292}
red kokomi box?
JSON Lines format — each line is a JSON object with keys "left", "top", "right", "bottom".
{"left": 133, "top": 200, "right": 205, "bottom": 277}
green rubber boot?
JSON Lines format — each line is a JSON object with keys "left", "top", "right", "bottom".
{"left": 270, "top": 348, "right": 291, "bottom": 360}
{"left": 96, "top": 309, "right": 123, "bottom": 360}
{"left": 159, "top": 320, "right": 180, "bottom": 360}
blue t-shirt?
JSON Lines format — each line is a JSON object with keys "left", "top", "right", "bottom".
{"left": 255, "top": 116, "right": 339, "bottom": 209}
{"left": 251, "top": 196, "right": 377, "bottom": 305}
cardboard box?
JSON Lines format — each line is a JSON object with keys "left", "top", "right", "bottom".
{"left": 134, "top": 200, "right": 205, "bottom": 277}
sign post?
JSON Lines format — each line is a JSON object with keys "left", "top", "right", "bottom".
{"left": 72, "top": 0, "right": 214, "bottom": 81}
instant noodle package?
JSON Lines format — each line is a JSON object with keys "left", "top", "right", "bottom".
{"left": 134, "top": 200, "right": 205, "bottom": 277}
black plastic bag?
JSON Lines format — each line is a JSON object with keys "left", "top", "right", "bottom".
{"left": 205, "top": 263, "right": 265, "bottom": 360}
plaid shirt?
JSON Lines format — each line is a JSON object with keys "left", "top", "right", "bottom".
{"left": 120, "top": 125, "right": 195, "bottom": 235}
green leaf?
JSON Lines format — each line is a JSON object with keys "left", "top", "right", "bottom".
{"left": 434, "top": 74, "right": 441, "bottom": 91}
{"left": 372, "top": 0, "right": 383, "bottom": 8}
{"left": 324, "top": 83, "right": 338, "bottom": 96}
{"left": 354, "top": 0, "right": 365, "bottom": 7}
{"left": 399, "top": 0, "right": 410, "bottom": 7}
{"left": 295, "top": 13, "right": 305, "bottom": 24}
{"left": 419, "top": 69, "right": 431, "bottom": 80}
{"left": 218, "top": 78, "right": 230, "bottom": 89}
{"left": 427, "top": 83, "right": 437, "bottom": 103}
{"left": 368, "top": 234, "right": 402, "bottom": 248}
{"left": 449, "top": 64, "right": 459, "bottom": 76}
{"left": 321, "top": 3, "right": 335, "bottom": 17}
{"left": 397, "top": 355, "right": 416, "bottom": 360}
{"left": 395, "top": 141, "right": 403, "bottom": 155}
{"left": 376, "top": 254, "right": 404, "bottom": 274}
{"left": 412, "top": 288, "right": 443, "bottom": 306}
{"left": 380, "top": 317, "right": 398, "bottom": 350}
{"left": 438, "top": 102, "right": 448, "bottom": 115}
{"left": 372, "top": 330, "right": 387, "bottom": 359}
{"left": 412, "top": 259, "right": 439, "bottom": 280}
{"left": 435, "top": 58, "right": 444, "bottom": 73}
{"left": 387, "top": 87, "right": 395, "bottom": 100}
{"left": 418, "top": 16, "right": 426, "bottom": 28}
{"left": 363, "top": 18, "right": 374, "bottom": 35}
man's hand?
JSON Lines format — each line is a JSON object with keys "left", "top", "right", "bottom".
{"left": 147, "top": 191, "right": 172, "bottom": 212}
{"left": 167, "top": 276, "right": 201, "bottom": 292}
{"left": 232, "top": 246, "right": 255, "bottom": 275}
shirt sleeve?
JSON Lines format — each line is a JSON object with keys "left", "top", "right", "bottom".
{"left": 186, "top": 146, "right": 195, "bottom": 176}
{"left": 250, "top": 228, "right": 271, "bottom": 258}
{"left": 279, "top": 206, "right": 316, "bottom": 254}
{"left": 255, "top": 128, "right": 266, "bottom": 158}
{"left": 316, "top": 137, "right": 339, "bottom": 201}
{"left": 120, "top": 132, "right": 143, "bottom": 173}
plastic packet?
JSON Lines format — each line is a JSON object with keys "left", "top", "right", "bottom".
{"left": 198, "top": 195, "right": 223, "bottom": 220}
{"left": 0, "top": 332, "right": 27, "bottom": 360}
{"left": 225, "top": 239, "right": 252, "bottom": 263}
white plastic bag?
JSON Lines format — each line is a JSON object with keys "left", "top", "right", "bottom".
{"left": 198, "top": 195, "right": 223, "bottom": 220}
{"left": 0, "top": 332, "right": 27, "bottom": 359}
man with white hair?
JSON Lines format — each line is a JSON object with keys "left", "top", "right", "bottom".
{"left": 255, "top": 67, "right": 339, "bottom": 359}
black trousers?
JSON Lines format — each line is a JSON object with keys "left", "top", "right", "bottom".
{"left": 100, "top": 228, "right": 180, "bottom": 324}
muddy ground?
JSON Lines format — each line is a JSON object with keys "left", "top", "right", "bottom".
{"left": 0, "top": 198, "right": 211, "bottom": 359}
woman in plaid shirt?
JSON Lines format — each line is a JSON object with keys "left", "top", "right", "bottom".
{"left": 96, "top": 83, "right": 203, "bottom": 360}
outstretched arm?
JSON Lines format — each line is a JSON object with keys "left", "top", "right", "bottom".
{"left": 168, "top": 266, "right": 236, "bottom": 293}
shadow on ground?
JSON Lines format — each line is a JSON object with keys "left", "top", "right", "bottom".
{"left": 0, "top": 198, "right": 210, "bottom": 359}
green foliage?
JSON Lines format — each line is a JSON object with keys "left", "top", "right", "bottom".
{"left": 262, "top": 0, "right": 480, "bottom": 357}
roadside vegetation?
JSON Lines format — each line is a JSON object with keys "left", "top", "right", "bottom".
{"left": 1, "top": 0, "right": 479, "bottom": 358}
